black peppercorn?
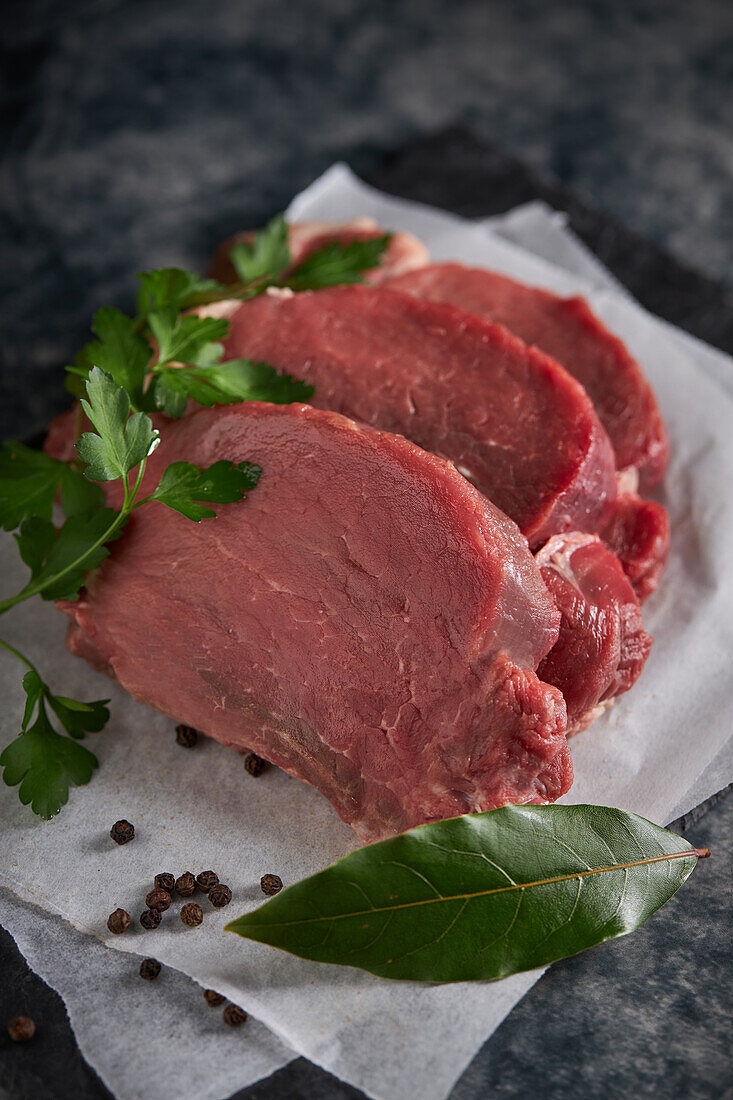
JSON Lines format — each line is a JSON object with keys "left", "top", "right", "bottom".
{"left": 7, "top": 1016, "right": 36, "bottom": 1042}
{"left": 139, "top": 958, "right": 161, "bottom": 981}
{"left": 209, "top": 883, "right": 232, "bottom": 908}
{"left": 109, "top": 819, "right": 134, "bottom": 845}
{"left": 154, "top": 872, "right": 175, "bottom": 893}
{"left": 223, "top": 1004, "right": 247, "bottom": 1028}
{"left": 180, "top": 902, "right": 203, "bottom": 927}
{"left": 175, "top": 871, "right": 196, "bottom": 897}
{"left": 196, "top": 870, "right": 219, "bottom": 893}
{"left": 145, "top": 888, "right": 172, "bottom": 912}
{"left": 244, "top": 752, "right": 268, "bottom": 777}
{"left": 140, "top": 908, "right": 162, "bottom": 930}
{"left": 203, "top": 989, "right": 225, "bottom": 1007}
{"left": 260, "top": 874, "right": 283, "bottom": 896}
{"left": 107, "top": 908, "right": 131, "bottom": 934}
{"left": 175, "top": 724, "right": 199, "bottom": 748}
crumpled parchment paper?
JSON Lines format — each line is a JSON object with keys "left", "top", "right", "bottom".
{"left": 1, "top": 168, "right": 731, "bottom": 1100}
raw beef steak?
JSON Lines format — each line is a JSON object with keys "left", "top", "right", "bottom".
{"left": 219, "top": 285, "right": 617, "bottom": 548}
{"left": 58, "top": 402, "right": 571, "bottom": 841}
{"left": 536, "top": 533, "right": 652, "bottom": 732}
{"left": 601, "top": 492, "right": 670, "bottom": 603}
{"left": 387, "top": 263, "right": 669, "bottom": 488}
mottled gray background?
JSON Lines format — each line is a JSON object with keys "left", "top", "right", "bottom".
{"left": 2, "top": 0, "right": 733, "bottom": 439}
{"left": 1, "top": 1, "right": 732, "bottom": 1098}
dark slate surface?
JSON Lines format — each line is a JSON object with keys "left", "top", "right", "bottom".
{"left": 368, "top": 129, "right": 733, "bottom": 358}
{"left": 2, "top": 2, "right": 732, "bottom": 1097}
{"left": 2, "top": 0, "right": 733, "bottom": 441}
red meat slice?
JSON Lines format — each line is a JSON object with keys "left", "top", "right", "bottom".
{"left": 210, "top": 217, "right": 429, "bottom": 286}
{"left": 58, "top": 402, "right": 571, "bottom": 842}
{"left": 219, "top": 285, "right": 617, "bottom": 548}
{"left": 387, "top": 263, "right": 669, "bottom": 489}
{"left": 536, "top": 532, "right": 652, "bottom": 733}
{"left": 601, "top": 492, "right": 670, "bottom": 603}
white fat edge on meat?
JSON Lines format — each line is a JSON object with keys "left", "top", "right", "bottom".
{"left": 535, "top": 531, "right": 599, "bottom": 595}
{"left": 193, "top": 299, "right": 242, "bottom": 320}
{"left": 616, "top": 466, "right": 640, "bottom": 494}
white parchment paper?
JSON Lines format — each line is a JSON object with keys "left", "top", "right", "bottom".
{"left": 0, "top": 891, "right": 294, "bottom": 1099}
{"left": 1, "top": 167, "right": 732, "bottom": 1100}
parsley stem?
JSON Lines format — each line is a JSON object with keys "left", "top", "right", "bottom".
{"left": 0, "top": 637, "right": 38, "bottom": 674}
{"left": 127, "top": 457, "right": 148, "bottom": 506}
{"left": 0, "top": 458, "right": 149, "bottom": 617}
{"left": 130, "top": 273, "right": 270, "bottom": 338}
{"left": 0, "top": 510, "right": 124, "bottom": 614}
{"left": 184, "top": 273, "right": 274, "bottom": 309}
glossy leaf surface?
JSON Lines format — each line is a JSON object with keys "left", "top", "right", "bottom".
{"left": 227, "top": 805, "right": 705, "bottom": 983}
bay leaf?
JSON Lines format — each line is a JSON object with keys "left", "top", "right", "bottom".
{"left": 226, "top": 805, "right": 709, "bottom": 982}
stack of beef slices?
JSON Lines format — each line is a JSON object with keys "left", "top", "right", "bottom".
{"left": 46, "top": 219, "right": 669, "bottom": 840}
{"left": 213, "top": 219, "right": 666, "bottom": 731}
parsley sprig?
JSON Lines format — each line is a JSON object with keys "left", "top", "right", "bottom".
{"left": 0, "top": 642, "right": 108, "bottom": 819}
{"left": 0, "top": 216, "right": 392, "bottom": 818}
{"left": 0, "top": 367, "right": 260, "bottom": 816}
{"left": 65, "top": 216, "right": 391, "bottom": 418}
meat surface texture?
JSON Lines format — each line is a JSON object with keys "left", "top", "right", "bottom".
{"left": 220, "top": 285, "right": 618, "bottom": 548}
{"left": 58, "top": 402, "right": 572, "bottom": 842}
{"left": 536, "top": 533, "right": 652, "bottom": 732}
{"left": 210, "top": 217, "right": 429, "bottom": 286}
{"left": 601, "top": 492, "right": 670, "bottom": 603}
{"left": 387, "top": 263, "right": 669, "bottom": 489}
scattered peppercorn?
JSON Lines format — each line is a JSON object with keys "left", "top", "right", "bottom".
{"left": 203, "top": 989, "right": 226, "bottom": 1007}
{"left": 223, "top": 1004, "right": 247, "bottom": 1028}
{"left": 175, "top": 724, "right": 199, "bottom": 748}
{"left": 180, "top": 902, "right": 204, "bottom": 927}
{"left": 209, "top": 883, "right": 232, "bottom": 908}
{"left": 140, "top": 908, "right": 162, "bottom": 930}
{"left": 7, "top": 1016, "right": 36, "bottom": 1043}
{"left": 106, "top": 908, "right": 131, "bottom": 934}
{"left": 244, "top": 752, "right": 268, "bottom": 777}
{"left": 145, "top": 888, "right": 172, "bottom": 912}
{"left": 196, "top": 870, "right": 219, "bottom": 893}
{"left": 139, "top": 958, "right": 161, "bottom": 981}
{"left": 175, "top": 871, "right": 196, "bottom": 897}
{"left": 109, "top": 819, "right": 134, "bottom": 845}
{"left": 260, "top": 874, "right": 283, "bottom": 896}
{"left": 154, "top": 872, "right": 175, "bottom": 893}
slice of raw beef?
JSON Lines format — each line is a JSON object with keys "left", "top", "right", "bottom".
{"left": 387, "top": 263, "right": 669, "bottom": 489}
{"left": 601, "top": 492, "right": 670, "bottom": 603}
{"left": 58, "top": 402, "right": 571, "bottom": 842}
{"left": 217, "top": 285, "right": 617, "bottom": 548}
{"left": 535, "top": 532, "right": 652, "bottom": 732}
{"left": 210, "top": 217, "right": 429, "bottom": 286}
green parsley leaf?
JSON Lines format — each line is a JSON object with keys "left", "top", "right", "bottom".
{"left": 59, "top": 465, "right": 106, "bottom": 519}
{"left": 20, "top": 669, "right": 45, "bottom": 730}
{"left": 0, "top": 672, "right": 99, "bottom": 819}
{"left": 46, "top": 694, "right": 110, "bottom": 739}
{"left": 149, "top": 374, "right": 189, "bottom": 419}
{"left": 146, "top": 459, "right": 261, "bottom": 521}
{"left": 137, "top": 267, "right": 225, "bottom": 315}
{"left": 229, "top": 214, "right": 290, "bottom": 284}
{"left": 66, "top": 307, "right": 151, "bottom": 408}
{"left": 148, "top": 308, "right": 230, "bottom": 368}
{"left": 152, "top": 359, "right": 314, "bottom": 417}
{"left": 76, "top": 367, "right": 160, "bottom": 482}
{"left": 14, "top": 508, "right": 121, "bottom": 602}
{"left": 0, "top": 441, "right": 103, "bottom": 531}
{"left": 13, "top": 517, "right": 57, "bottom": 578}
{"left": 187, "top": 340, "right": 225, "bottom": 367}
{"left": 283, "top": 235, "right": 392, "bottom": 292}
